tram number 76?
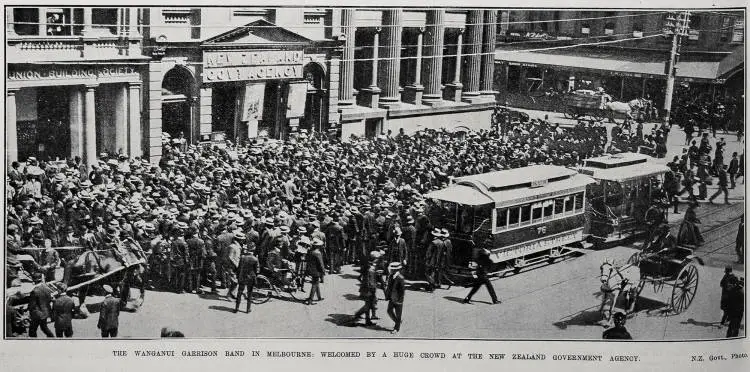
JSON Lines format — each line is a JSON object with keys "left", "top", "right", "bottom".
{"left": 536, "top": 226, "right": 547, "bottom": 235}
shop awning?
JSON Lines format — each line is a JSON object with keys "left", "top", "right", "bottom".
{"left": 495, "top": 49, "right": 736, "bottom": 82}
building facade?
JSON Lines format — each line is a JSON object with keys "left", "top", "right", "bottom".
{"left": 6, "top": 7, "right": 146, "bottom": 169}
{"left": 337, "top": 9, "right": 497, "bottom": 139}
{"left": 6, "top": 7, "right": 498, "bottom": 165}
{"left": 493, "top": 10, "right": 744, "bottom": 112}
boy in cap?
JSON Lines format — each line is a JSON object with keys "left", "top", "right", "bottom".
{"left": 305, "top": 238, "right": 326, "bottom": 305}
{"left": 98, "top": 284, "right": 121, "bottom": 337}
{"left": 235, "top": 239, "right": 259, "bottom": 314}
{"left": 52, "top": 283, "right": 75, "bottom": 337}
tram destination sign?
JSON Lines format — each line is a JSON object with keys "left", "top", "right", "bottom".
{"left": 490, "top": 230, "right": 582, "bottom": 262}
{"left": 203, "top": 50, "right": 304, "bottom": 83}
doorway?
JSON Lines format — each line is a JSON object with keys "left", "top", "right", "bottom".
{"left": 161, "top": 66, "right": 195, "bottom": 143}
{"left": 36, "top": 86, "right": 71, "bottom": 161}
{"left": 364, "top": 118, "right": 382, "bottom": 138}
{"left": 261, "top": 81, "right": 287, "bottom": 139}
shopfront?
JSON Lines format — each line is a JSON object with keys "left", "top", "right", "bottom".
{"left": 201, "top": 49, "right": 307, "bottom": 141}
{"left": 198, "top": 21, "right": 323, "bottom": 143}
{"left": 6, "top": 64, "right": 143, "bottom": 167}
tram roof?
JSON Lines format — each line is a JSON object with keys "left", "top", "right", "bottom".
{"left": 578, "top": 158, "right": 669, "bottom": 182}
{"left": 582, "top": 152, "right": 651, "bottom": 168}
{"left": 426, "top": 165, "right": 595, "bottom": 206}
{"left": 453, "top": 165, "right": 577, "bottom": 190}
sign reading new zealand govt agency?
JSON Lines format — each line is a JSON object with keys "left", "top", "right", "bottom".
{"left": 202, "top": 50, "right": 304, "bottom": 83}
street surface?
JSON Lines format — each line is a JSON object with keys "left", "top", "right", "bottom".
{"left": 38, "top": 114, "right": 743, "bottom": 340}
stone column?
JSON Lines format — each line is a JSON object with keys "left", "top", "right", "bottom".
{"left": 38, "top": 8, "right": 46, "bottom": 35}
{"left": 480, "top": 9, "right": 498, "bottom": 102}
{"left": 6, "top": 7, "right": 17, "bottom": 36}
{"left": 129, "top": 7, "right": 140, "bottom": 37}
{"left": 148, "top": 62, "right": 163, "bottom": 163}
{"left": 404, "top": 27, "right": 425, "bottom": 104}
{"left": 359, "top": 28, "right": 381, "bottom": 108}
{"left": 128, "top": 83, "right": 142, "bottom": 157}
{"left": 378, "top": 9, "right": 403, "bottom": 109}
{"left": 6, "top": 88, "right": 19, "bottom": 165}
{"left": 199, "top": 86, "right": 213, "bottom": 137}
{"left": 82, "top": 8, "right": 93, "bottom": 36}
{"left": 114, "top": 84, "right": 128, "bottom": 155}
{"left": 84, "top": 85, "right": 98, "bottom": 170}
{"left": 422, "top": 9, "right": 446, "bottom": 105}
{"left": 462, "top": 10, "right": 483, "bottom": 103}
{"left": 444, "top": 30, "right": 464, "bottom": 102}
{"left": 338, "top": 9, "right": 356, "bottom": 108}
{"left": 69, "top": 87, "right": 84, "bottom": 160}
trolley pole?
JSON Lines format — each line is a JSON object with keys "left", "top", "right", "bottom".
{"left": 662, "top": 11, "right": 690, "bottom": 126}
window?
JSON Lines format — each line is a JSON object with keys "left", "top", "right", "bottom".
{"left": 508, "top": 207, "right": 520, "bottom": 228}
{"left": 531, "top": 202, "right": 543, "bottom": 223}
{"left": 495, "top": 208, "right": 508, "bottom": 230}
{"left": 732, "top": 19, "right": 744, "bottom": 43}
{"left": 632, "top": 23, "right": 643, "bottom": 37}
{"left": 543, "top": 200, "right": 554, "bottom": 218}
{"left": 520, "top": 205, "right": 532, "bottom": 225}
{"left": 574, "top": 192, "right": 584, "bottom": 212}
{"left": 564, "top": 195, "right": 574, "bottom": 213}
{"left": 92, "top": 8, "right": 118, "bottom": 35}
{"left": 13, "top": 8, "right": 39, "bottom": 35}
{"left": 45, "top": 8, "right": 72, "bottom": 36}
{"left": 554, "top": 197, "right": 565, "bottom": 215}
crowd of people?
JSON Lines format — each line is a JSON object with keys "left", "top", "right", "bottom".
{"left": 4, "top": 100, "right": 743, "bottom": 337}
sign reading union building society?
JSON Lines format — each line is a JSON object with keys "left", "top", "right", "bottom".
{"left": 203, "top": 50, "right": 304, "bottom": 82}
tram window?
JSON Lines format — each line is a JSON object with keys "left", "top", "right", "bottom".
{"left": 520, "top": 205, "right": 532, "bottom": 225}
{"left": 532, "top": 202, "right": 543, "bottom": 223}
{"left": 554, "top": 197, "right": 565, "bottom": 215}
{"left": 495, "top": 208, "right": 508, "bottom": 230}
{"left": 564, "top": 196, "right": 574, "bottom": 213}
{"left": 574, "top": 192, "right": 584, "bottom": 212}
{"left": 508, "top": 207, "right": 520, "bottom": 227}
{"left": 543, "top": 200, "right": 554, "bottom": 218}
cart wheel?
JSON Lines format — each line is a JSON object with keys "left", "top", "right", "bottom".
{"left": 250, "top": 276, "right": 272, "bottom": 304}
{"left": 670, "top": 264, "right": 699, "bottom": 314}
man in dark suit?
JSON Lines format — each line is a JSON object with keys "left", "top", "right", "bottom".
{"left": 463, "top": 246, "right": 500, "bottom": 305}
{"left": 28, "top": 274, "right": 55, "bottom": 337}
{"left": 728, "top": 152, "right": 739, "bottom": 189}
{"left": 52, "top": 284, "right": 75, "bottom": 337}
{"left": 235, "top": 238, "right": 259, "bottom": 314}
{"left": 709, "top": 165, "right": 730, "bottom": 205}
{"left": 98, "top": 284, "right": 121, "bottom": 337}
{"left": 305, "top": 238, "right": 326, "bottom": 305}
{"left": 386, "top": 262, "right": 406, "bottom": 334}
{"left": 353, "top": 251, "right": 383, "bottom": 326}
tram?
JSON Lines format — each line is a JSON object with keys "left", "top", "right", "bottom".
{"left": 424, "top": 165, "right": 596, "bottom": 278}
{"left": 577, "top": 152, "right": 670, "bottom": 247}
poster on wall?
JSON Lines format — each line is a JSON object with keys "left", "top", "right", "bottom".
{"left": 241, "top": 82, "right": 266, "bottom": 122}
{"left": 286, "top": 81, "right": 308, "bottom": 118}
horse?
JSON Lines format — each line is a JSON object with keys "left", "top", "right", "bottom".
{"left": 62, "top": 246, "right": 147, "bottom": 315}
{"left": 603, "top": 98, "right": 651, "bottom": 124}
{"left": 598, "top": 259, "right": 642, "bottom": 322}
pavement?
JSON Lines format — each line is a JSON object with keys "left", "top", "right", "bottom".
{"left": 12, "top": 120, "right": 742, "bottom": 340}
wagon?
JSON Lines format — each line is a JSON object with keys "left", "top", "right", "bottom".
{"left": 626, "top": 243, "right": 702, "bottom": 315}
{"left": 563, "top": 90, "right": 608, "bottom": 121}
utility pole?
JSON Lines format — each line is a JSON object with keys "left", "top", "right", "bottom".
{"left": 662, "top": 10, "right": 690, "bottom": 125}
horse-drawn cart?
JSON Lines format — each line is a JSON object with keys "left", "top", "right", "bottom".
{"left": 563, "top": 90, "right": 608, "bottom": 121}
{"left": 627, "top": 245, "right": 701, "bottom": 315}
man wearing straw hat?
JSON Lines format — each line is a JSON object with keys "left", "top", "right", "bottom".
{"left": 386, "top": 262, "right": 406, "bottom": 334}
